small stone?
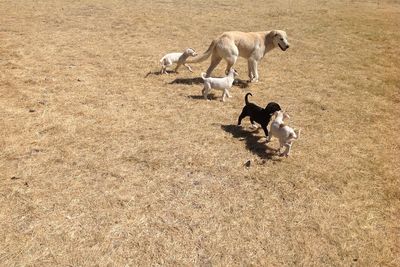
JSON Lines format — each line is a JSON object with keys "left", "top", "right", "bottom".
{"left": 244, "top": 160, "right": 251, "bottom": 167}
{"left": 29, "top": 109, "right": 35, "bottom": 113}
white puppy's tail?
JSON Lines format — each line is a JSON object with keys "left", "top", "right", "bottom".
{"left": 201, "top": 72, "right": 207, "bottom": 80}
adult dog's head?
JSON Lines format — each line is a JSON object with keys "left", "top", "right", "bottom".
{"left": 271, "top": 30, "right": 290, "bottom": 51}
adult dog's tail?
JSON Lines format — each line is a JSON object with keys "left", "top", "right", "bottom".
{"left": 200, "top": 72, "right": 207, "bottom": 80}
{"left": 245, "top": 93, "right": 252, "bottom": 105}
{"left": 186, "top": 40, "right": 216, "bottom": 63}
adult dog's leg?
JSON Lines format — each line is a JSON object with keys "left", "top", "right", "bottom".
{"left": 247, "top": 60, "right": 254, "bottom": 81}
{"left": 253, "top": 60, "right": 259, "bottom": 82}
{"left": 225, "top": 56, "right": 237, "bottom": 74}
{"left": 249, "top": 59, "right": 258, "bottom": 82}
{"left": 206, "top": 53, "right": 222, "bottom": 77}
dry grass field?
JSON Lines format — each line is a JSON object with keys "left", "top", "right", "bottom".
{"left": 1, "top": 0, "right": 399, "bottom": 266}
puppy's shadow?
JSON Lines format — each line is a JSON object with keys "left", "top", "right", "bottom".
{"left": 221, "top": 124, "right": 278, "bottom": 160}
{"left": 187, "top": 94, "right": 219, "bottom": 100}
{"left": 145, "top": 70, "right": 175, "bottom": 77}
{"left": 169, "top": 77, "right": 203, "bottom": 85}
{"left": 169, "top": 77, "right": 249, "bottom": 88}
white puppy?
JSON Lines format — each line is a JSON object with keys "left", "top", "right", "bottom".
{"left": 201, "top": 68, "right": 238, "bottom": 102}
{"left": 267, "top": 111, "right": 300, "bottom": 157}
{"left": 159, "top": 48, "right": 197, "bottom": 74}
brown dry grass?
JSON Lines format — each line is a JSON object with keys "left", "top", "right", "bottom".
{"left": 1, "top": 0, "right": 399, "bottom": 266}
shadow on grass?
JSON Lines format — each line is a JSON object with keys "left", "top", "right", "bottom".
{"left": 187, "top": 94, "right": 219, "bottom": 100}
{"left": 169, "top": 77, "right": 203, "bottom": 85}
{"left": 233, "top": 78, "right": 250, "bottom": 88}
{"left": 169, "top": 77, "right": 250, "bottom": 88}
{"left": 221, "top": 124, "right": 279, "bottom": 160}
{"left": 144, "top": 70, "right": 176, "bottom": 77}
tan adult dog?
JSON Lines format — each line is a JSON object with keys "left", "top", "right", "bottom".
{"left": 187, "top": 30, "right": 289, "bottom": 82}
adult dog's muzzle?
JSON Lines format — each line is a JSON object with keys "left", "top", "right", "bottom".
{"left": 278, "top": 43, "right": 289, "bottom": 51}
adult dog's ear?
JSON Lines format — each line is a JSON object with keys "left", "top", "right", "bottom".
{"left": 267, "top": 30, "right": 277, "bottom": 39}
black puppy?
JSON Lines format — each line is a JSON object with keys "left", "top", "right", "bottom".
{"left": 237, "top": 93, "right": 281, "bottom": 138}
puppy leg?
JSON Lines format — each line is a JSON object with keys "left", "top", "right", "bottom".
{"left": 222, "top": 89, "right": 227, "bottom": 102}
{"left": 279, "top": 143, "right": 291, "bottom": 157}
{"left": 205, "top": 88, "right": 211, "bottom": 101}
{"left": 184, "top": 63, "right": 193, "bottom": 72}
{"left": 226, "top": 89, "right": 232, "bottom": 98}
{"left": 174, "top": 62, "right": 182, "bottom": 73}
{"left": 237, "top": 110, "right": 247, "bottom": 125}
{"left": 203, "top": 84, "right": 210, "bottom": 100}
{"left": 202, "top": 86, "right": 207, "bottom": 100}
{"left": 163, "top": 59, "right": 172, "bottom": 74}
{"left": 261, "top": 125, "right": 269, "bottom": 139}
{"left": 250, "top": 118, "right": 258, "bottom": 129}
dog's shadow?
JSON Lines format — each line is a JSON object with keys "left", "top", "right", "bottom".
{"left": 169, "top": 77, "right": 204, "bottom": 85}
{"left": 221, "top": 124, "right": 280, "bottom": 160}
{"left": 145, "top": 70, "right": 176, "bottom": 77}
{"left": 169, "top": 77, "right": 249, "bottom": 88}
{"left": 187, "top": 94, "right": 219, "bottom": 100}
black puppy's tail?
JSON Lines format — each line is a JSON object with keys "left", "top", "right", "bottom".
{"left": 245, "top": 93, "right": 252, "bottom": 105}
